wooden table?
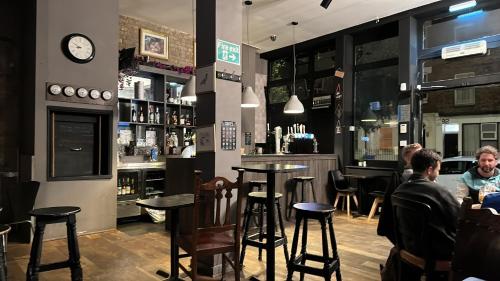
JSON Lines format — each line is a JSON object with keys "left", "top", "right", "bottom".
{"left": 232, "top": 164, "right": 308, "bottom": 281}
{"left": 136, "top": 194, "right": 194, "bottom": 281}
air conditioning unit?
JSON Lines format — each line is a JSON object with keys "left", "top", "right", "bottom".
{"left": 441, "top": 40, "right": 487, "bottom": 59}
{"left": 481, "top": 123, "right": 497, "bottom": 140}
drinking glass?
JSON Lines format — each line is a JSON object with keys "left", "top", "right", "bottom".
{"left": 479, "top": 183, "right": 496, "bottom": 203}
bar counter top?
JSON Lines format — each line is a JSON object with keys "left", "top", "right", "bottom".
{"left": 241, "top": 153, "right": 338, "bottom": 210}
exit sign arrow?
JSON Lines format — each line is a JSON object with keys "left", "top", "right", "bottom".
{"left": 217, "top": 39, "right": 240, "bottom": 65}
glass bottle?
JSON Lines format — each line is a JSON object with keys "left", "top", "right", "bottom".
{"left": 139, "top": 107, "right": 145, "bottom": 123}
{"left": 155, "top": 107, "right": 160, "bottom": 124}
{"left": 171, "top": 110, "right": 178, "bottom": 125}
{"left": 149, "top": 105, "right": 154, "bottom": 123}
{"left": 131, "top": 108, "right": 137, "bottom": 122}
{"left": 130, "top": 178, "right": 135, "bottom": 194}
{"left": 117, "top": 178, "right": 122, "bottom": 195}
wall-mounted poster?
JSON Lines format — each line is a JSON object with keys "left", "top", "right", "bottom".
{"left": 196, "top": 124, "right": 216, "bottom": 152}
{"left": 221, "top": 121, "right": 237, "bottom": 150}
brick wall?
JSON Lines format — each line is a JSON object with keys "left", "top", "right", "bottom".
{"left": 119, "top": 15, "right": 194, "bottom": 68}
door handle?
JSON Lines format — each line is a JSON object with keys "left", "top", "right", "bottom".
{"left": 70, "top": 147, "right": 83, "bottom": 152}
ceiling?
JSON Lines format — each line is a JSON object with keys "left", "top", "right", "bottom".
{"left": 119, "top": 0, "right": 441, "bottom": 53}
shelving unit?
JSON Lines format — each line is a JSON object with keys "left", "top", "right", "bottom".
{"left": 117, "top": 66, "right": 195, "bottom": 157}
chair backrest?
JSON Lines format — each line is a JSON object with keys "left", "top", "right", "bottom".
{"left": 328, "top": 169, "right": 348, "bottom": 190}
{"left": 451, "top": 201, "right": 500, "bottom": 281}
{"left": 192, "top": 170, "right": 244, "bottom": 242}
{"left": 391, "top": 194, "right": 435, "bottom": 272}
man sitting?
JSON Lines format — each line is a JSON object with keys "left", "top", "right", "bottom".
{"left": 381, "top": 149, "right": 460, "bottom": 281}
{"left": 458, "top": 145, "right": 500, "bottom": 203}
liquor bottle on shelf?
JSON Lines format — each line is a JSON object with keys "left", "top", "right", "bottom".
{"left": 185, "top": 114, "right": 191, "bottom": 126}
{"left": 149, "top": 105, "right": 154, "bottom": 123}
{"left": 180, "top": 114, "right": 185, "bottom": 125}
{"left": 132, "top": 108, "right": 137, "bottom": 122}
{"left": 130, "top": 178, "right": 135, "bottom": 194}
{"left": 155, "top": 107, "right": 160, "bottom": 124}
{"left": 117, "top": 178, "right": 122, "bottom": 195}
{"left": 139, "top": 107, "right": 145, "bottom": 123}
{"left": 126, "top": 177, "right": 131, "bottom": 194}
{"left": 171, "top": 110, "right": 178, "bottom": 125}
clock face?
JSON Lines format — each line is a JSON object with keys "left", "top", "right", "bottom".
{"left": 102, "top": 90, "right": 113, "bottom": 101}
{"left": 77, "top": 88, "right": 88, "bottom": 98}
{"left": 89, "top": 89, "right": 101, "bottom": 99}
{"left": 62, "top": 33, "right": 95, "bottom": 63}
{"left": 49, "top": 84, "right": 62, "bottom": 95}
{"left": 63, "top": 86, "right": 75, "bottom": 97}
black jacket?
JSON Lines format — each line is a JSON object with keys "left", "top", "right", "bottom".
{"left": 392, "top": 174, "right": 460, "bottom": 259}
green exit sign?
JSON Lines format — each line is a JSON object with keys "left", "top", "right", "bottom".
{"left": 216, "top": 39, "right": 240, "bottom": 65}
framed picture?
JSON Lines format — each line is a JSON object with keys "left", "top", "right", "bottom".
{"left": 196, "top": 124, "right": 216, "bottom": 153}
{"left": 140, "top": 28, "right": 168, "bottom": 60}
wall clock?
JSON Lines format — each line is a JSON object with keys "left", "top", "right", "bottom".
{"left": 61, "top": 33, "right": 95, "bottom": 63}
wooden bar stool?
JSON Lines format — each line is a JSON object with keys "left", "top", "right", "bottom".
{"left": 367, "top": 191, "right": 385, "bottom": 221}
{"left": 27, "top": 206, "right": 82, "bottom": 281}
{"left": 287, "top": 202, "right": 342, "bottom": 281}
{"left": 287, "top": 176, "right": 317, "bottom": 220}
{"left": 240, "top": 191, "right": 289, "bottom": 265}
{"left": 0, "top": 225, "right": 10, "bottom": 281}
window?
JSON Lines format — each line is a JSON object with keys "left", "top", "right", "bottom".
{"left": 454, "top": 73, "right": 475, "bottom": 106}
{"left": 270, "top": 58, "right": 290, "bottom": 81}
{"left": 314, "top": 47, "right": 335, "bottom": 71}
{"left": 268, "top": 85, "right": 289, "bottom": 104}
{"left": 423, "top": 7, "right": 500, "bottom": 49}
{"left": 354, "top": 65, "right": 399, "bottom": 161}
{"left": 313, "top": 76, "right": 335, "bottom": 96}
{"left": 296, "top": 55, "right": 310, "bottom": 76}
{"left": 355, "top": 37, "right": 398, "bottom": 65}
{"left": 422, "top": 47, "right": 500, "bottom": 83}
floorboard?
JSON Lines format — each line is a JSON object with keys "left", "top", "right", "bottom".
{"left": 6, "top": 212, "right": 391, "bottom": 280}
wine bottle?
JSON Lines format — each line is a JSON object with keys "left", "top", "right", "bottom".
{"left": 132, "top": 108, "right": 137, "bottom": 122}
{"left": 139, "top": 107, "right": 144, "bottom": 123}
{"left": 149, "top": 105, "right": 154, "bottom": 123}
{"left": 155, "top": 107, "right": 160, "bottom": 124}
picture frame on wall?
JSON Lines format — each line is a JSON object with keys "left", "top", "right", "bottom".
{"left": 139, "top": 28, "right": 169, "bottom": 60}
{"left": 196, "top": 124, "right": 216, "bottom": 153}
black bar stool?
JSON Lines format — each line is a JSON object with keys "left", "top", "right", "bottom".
{"left": 27, "top": 206, "right": 82, "bottom": 281}
{"left": 287, "top": 203, "right": 342, "bottom": 281}
{"left": 0, "top": 224, "right": 10, "bottom": 281}
{"left": 240, "top": 191, "right": 289, "bottom": 265}
{"left": 287, "top": 176, "right": 317, "bottom": 220}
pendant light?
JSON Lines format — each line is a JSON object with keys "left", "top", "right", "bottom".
{"left": 284, "top": 21, "right": 304, "bottom": 114}
{"left": 181, "top": 0, "right": 197, "bottom": 102}
{"left": 241, "top": 0, "right": 259, "bottom": 108}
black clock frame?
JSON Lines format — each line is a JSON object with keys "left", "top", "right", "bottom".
{"left": 61, "top": 33, "right": 95, "bottom": 64}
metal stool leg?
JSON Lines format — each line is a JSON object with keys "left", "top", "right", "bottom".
{"left": 310, "top": 180, "right": 317, "bottom": 202}
{"left": 320, "top": 217, "right": 330, "bottom": 280}
{"left": 328, "top": 216, "right": 342, "bottom": 281}
{"left": 240, "top": 200, "right": 254, "bottom": 265}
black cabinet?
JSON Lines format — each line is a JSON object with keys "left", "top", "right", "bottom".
{"left": 116, "top": 168, "right": 165, "bottom": 219}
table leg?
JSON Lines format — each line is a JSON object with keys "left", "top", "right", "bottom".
{"left": 156, "top": 209, "right": 183, "bottom": 281}
{"left": 266, "top": 173, "right": 275, "bottom": 281}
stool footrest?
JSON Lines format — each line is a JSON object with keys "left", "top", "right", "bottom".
{"left": 289, "top": 254, "right": 339, "bottom": 276}
{"left": 39, "top": 261, "right": 71, "bottom": 272}
{"left": 245, "top": 234, "right": 286, "bottom": 248}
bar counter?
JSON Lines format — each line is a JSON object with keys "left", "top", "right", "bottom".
{"left": 242, "top": 154, "right": 338, "bottom": 208}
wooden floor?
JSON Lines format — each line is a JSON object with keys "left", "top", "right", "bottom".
{"left": 6, "top": 212, "right": 391, "bottom": 281}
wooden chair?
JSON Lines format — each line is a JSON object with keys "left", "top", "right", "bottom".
{"left": 391, "top": 195, "right": 451, "bottom": 280}
{"left": 178, "top": 170, "right": 244, "bottom": 281}
{"left": 451, "top": 197, "right": 500, "bottom": 281}
{"left": 329, "top": 170, "right": 358, "bottom": 217}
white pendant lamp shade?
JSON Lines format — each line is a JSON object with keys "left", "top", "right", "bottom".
{"left": 284, "top": 94, "right": 304, "bottom": 114}
{"left": 241, "top": 86, "right": 259, "bottom": 108}
{"left": 181, "top": 75, "right": 196, "bottom": 101}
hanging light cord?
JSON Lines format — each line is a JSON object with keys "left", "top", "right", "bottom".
{"left": 192, "top": 0, "right": 195, "bottom": 67}
{"left": 292, "top": 24, "right": 296, "bottom": 96}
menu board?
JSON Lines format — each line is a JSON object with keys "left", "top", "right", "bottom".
{"left": 221, "top": 121, "right": 237, "bottom": 150}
